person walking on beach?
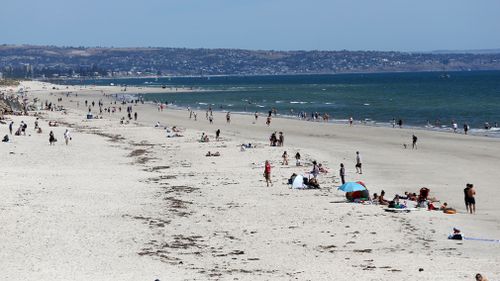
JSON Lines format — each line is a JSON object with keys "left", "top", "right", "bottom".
{"left": 391, "top": 118, "right": 396, "bottom": 128}
{"left": 339, "top": 163, "right": 346, "bottom": 184}
{"left": 266, "top": 116, "right": 271, "bottom": 126}
{"left": 355, "top": 151, "right": 362, "bottom": 174}
{"left": 226, "top": 112, "right": 231, "bottom": 124}
{"left": 412, "top": 134, "right": 418, "bottom": 149}
{"left": 49, "top": 131, "right": 57, "bottom": 145}
{"left": 9, "top": 121, "right": 13, "bottom": 135}
{"left": 264, "top": 160, "right": 273, "bottom": 187}
{"left": 464, "top": 183, "right": 476, "bottom": 214}
{"left": 134, "top": 112, "right": 138, "bottom": 121}
{"left": 398, "top": 119, "right": 403, "bottom": 128}
{"left": 463, "top": 123, "right": 469, "bottom": 135}
{"left": 215, "top": 129, "right": 221, "bottom": 141}
{"left": 64, "top": 129, "right": 72, "bottom": 145}
{"left": 349, "top": 117, "right": 353, "bottom": 126}
{"left": 254, "top": 111, "right": 258, "bottom": 121}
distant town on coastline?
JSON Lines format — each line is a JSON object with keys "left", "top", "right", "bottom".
{"left": 1, "top": 44, "right": 500, "bottom": 79}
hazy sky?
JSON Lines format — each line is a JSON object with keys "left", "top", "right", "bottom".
{"left": 1, "top": 0, "right": 499, "bottom": 51}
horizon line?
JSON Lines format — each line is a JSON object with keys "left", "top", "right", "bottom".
{"left": 2, "top": 43, "right": 500, "bottom": 55}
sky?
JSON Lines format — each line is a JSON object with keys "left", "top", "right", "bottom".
{"left": 1, "top": 0, "right": 499, "bottom": 52}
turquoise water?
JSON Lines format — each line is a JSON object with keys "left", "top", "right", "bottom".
{"left": 59, "top": 71, "right": 500, "bottom": 134}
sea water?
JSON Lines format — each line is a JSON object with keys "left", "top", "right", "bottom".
{"left": 58, "top": 71, "right": 500, "bottom": 136}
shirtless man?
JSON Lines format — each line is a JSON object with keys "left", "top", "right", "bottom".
{"left": 464, "top": 183, "right": 476, "bottom": 214}
{"left": 355, "top": 151, "right": 362, "bottom": 174}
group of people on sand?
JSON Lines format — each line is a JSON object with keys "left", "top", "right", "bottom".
{"left": 2, "top": 116, "right": 71, "bottom": 146}
{"left": 269, "top": 131, "right": 284, "bottom": 146}
{"left": 365, "top": 183, "right": 477, "bottom": 215}
{"left": 49, "top": 129, "right": 71, "bottom": 146}
{"left": 199, "top": 129, "right": 224, "bottom": 143}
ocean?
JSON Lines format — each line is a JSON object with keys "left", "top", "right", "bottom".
{"left": 58, "top": 71, "right": 500, "bottom": 136}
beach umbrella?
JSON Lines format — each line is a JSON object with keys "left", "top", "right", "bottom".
{"left": 338, "top": 182, "right": 366, "bottom": 192}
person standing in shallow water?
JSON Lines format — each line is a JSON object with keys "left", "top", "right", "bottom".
{"left": 339, "top": 163, "right": 346, "bottom": 184}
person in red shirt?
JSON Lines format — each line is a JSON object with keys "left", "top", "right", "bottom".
{"left": 264, "top": 160, "right": 273, "bottom": 187}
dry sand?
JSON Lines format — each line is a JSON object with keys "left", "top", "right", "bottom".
{"left": 1, "top": 81, "right": 499, "bottom": 280}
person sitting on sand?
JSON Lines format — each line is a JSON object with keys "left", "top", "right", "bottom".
{"left": 308, "top": 177, "right": 320, "bottom": 189}
{"left": 378, "top": 190, "right": 389, "bottom": 205}
{"left": 2, "top": 134, "right": 9, "bottom": 142}
{"left": 37, "top": 127, "right": 43, "bottom": 134}
{"left": 448, "top": 227, "right": 463, "bottom": 240}
{"left": 318, "top": 163, "right": 328, "bottom": 173}
{"left": 439, "top": 202, "right": 456, "bottom": 213}
{"left": 372, "top": 193, "right": 379, "bottom": 204}
{"left": 200, "top": 132, "right": 209, "bottom": 142}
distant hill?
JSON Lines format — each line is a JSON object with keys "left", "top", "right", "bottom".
{"left": 1, "top": 45, "right": 500, "bottom": 78}
{"left": 430, "top": 49, "right": 500, "bottom": 54}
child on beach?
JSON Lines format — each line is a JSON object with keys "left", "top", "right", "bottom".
{"left": 282, "top": 151, "right": 288, "bottom": 165}
{"left": 295, "top": 152, "right": 301, "bottom": 166}
{"left": 264, "top": 160, "right": 273, "bottom": 187}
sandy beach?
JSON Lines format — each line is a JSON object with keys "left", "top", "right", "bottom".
{"left": 1, "top": 81, "right": 499, "bottom": 281}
